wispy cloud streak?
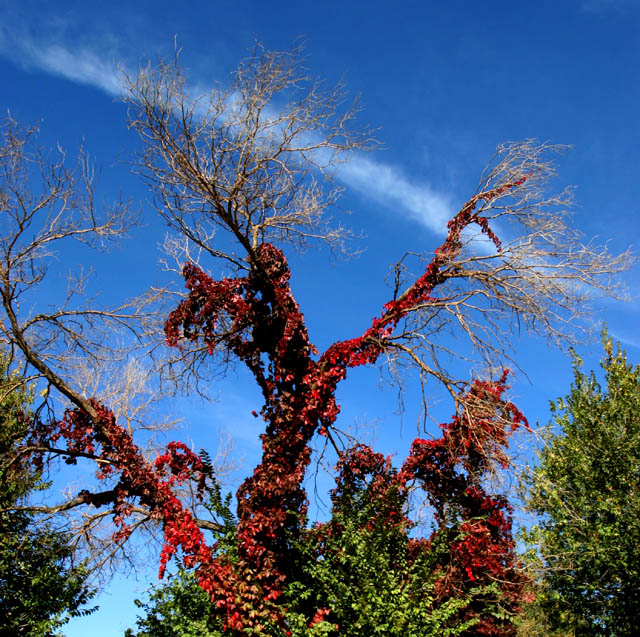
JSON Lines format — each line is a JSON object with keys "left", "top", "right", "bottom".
{"left": 23, "top": 43, "right": 124, "bottom": 95}
{"left": 1, "top": 30, "right": 454, "bottom": 234}
{"left": 336, "top": 156, "right": 453, "bottom": 234}
{"left": 0, "top": 21, "right": 127, "bottom": 95}
{"left": 609, "top": 328, "right": 640, "bottom": 350}
{"left": 581, "top": 0, "right": 635, "bottom": 13}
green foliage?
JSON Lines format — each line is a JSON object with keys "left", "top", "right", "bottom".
{"left": 520, "top": 333, "right": 640, "bottom": 635}
{"left": 280, "top": 506, "right": 477, "bottom": 636}
{"left": 0, "top": 360, "right": 96, "bottom": 635}
{"left": 199, "top": 450, "right": 239, "bottom": 561}
{"left": 124, "top": 570, "right": 226, "bottom": 637}
{"left": 128, "top": 454, "right": 478, "bottom": 636}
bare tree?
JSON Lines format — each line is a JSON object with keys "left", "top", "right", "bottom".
{"left": 378, "top": 140, "right": 633, "bottom": 424}
{"left": 0, "top": 117, "right": 152, "bottom": 393}
{"left": 125, "top": 45, "right": 632, "bottom": 427}
{"left": 126, "top": 44, "right": 376, "bottom": 260}
{"left": 0, "top": 117, "right": 232, "bottom": 580}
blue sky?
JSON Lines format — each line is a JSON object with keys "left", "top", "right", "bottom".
{"left": 1, "top": 1, "right": 639, "bottom": 634}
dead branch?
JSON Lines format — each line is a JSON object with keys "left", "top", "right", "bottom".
{"left": 0, "top": 117, "right": 234, "bottom": 580}
{"left": 375, "top": 141, "right": 633, "bottom": 422}
{"left": 124, "top": 44, "right": 376, "bottom": 264}
{"left": 124, "top": 47, "right": 632, "bottom": 415}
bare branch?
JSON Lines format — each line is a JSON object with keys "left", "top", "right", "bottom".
{"left": 374, "top": 141, "right": 633, "bottom": 418}
{"left": 123, "top": 43, "right": 376, "bottom": 267}
{"left": 0, "top": 117, "right": 165, "bottom": 416}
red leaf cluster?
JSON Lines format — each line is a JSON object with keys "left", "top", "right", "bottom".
{"left": 397, "top": 376, "right": 528, "bottom": 634}
{"left": 27, "top": 400, "right": 213, "bottom": 580}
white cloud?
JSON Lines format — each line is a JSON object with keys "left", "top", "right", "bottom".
{"left": 336, "top": 155, "right": 453, "bottom": 233}
{"left": 608, "top": 329, "right": 640, "bottom": 350}
{"left": 25, "top": 43, "right": 124, "bottom": 95}
{"left": 0, "top": 31, "right": 454, "bottom": 234}
{"left": 0, "top": 21, "right": 127, "bottom": 96}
